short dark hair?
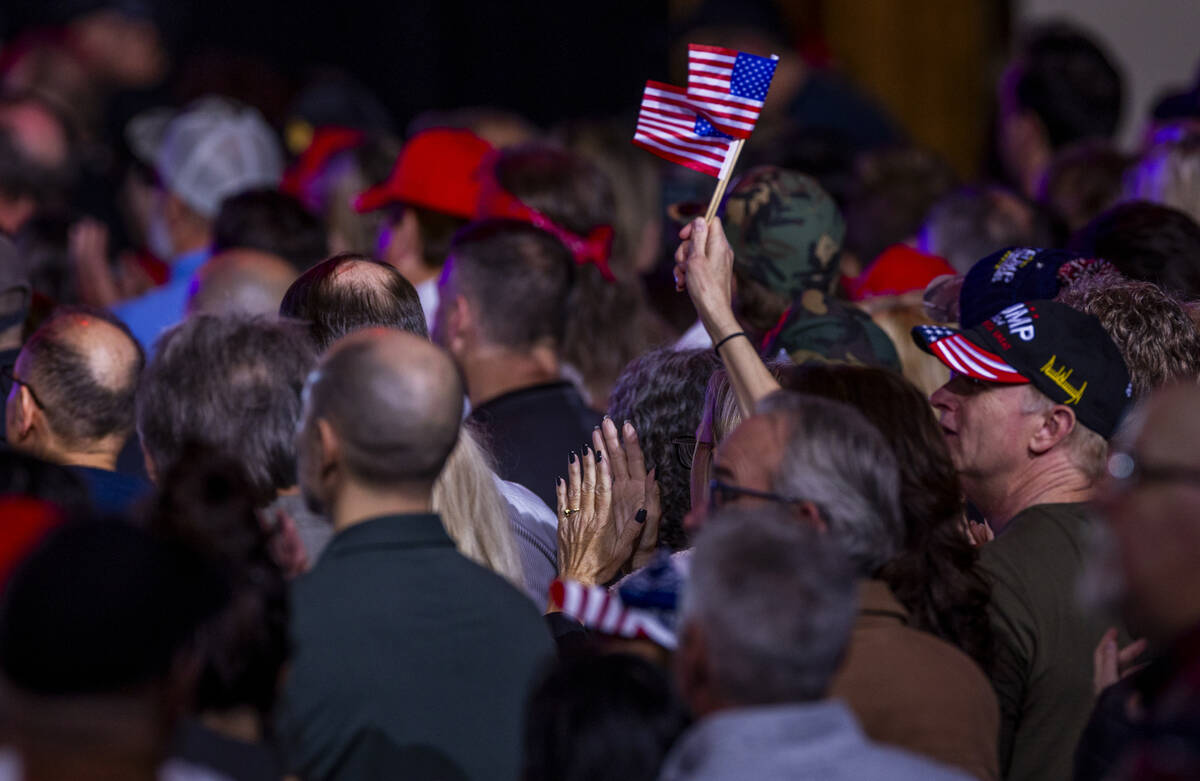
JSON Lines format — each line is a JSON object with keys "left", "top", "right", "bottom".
{"left": 137, "top": 315, "right": 318, "bottom": 506}
{"left": 608, "top": 348, "right": 723, "bottom": 551}
{"left": 1015, "top": 23, "right": 1124, "bottom": 149}
{"left": 145, "top": 448, "right": 287, "bottom": 719}
{"left": 213, "top": 189, "right": 329, "bottom": 273}
{"left": 1069, "top": 200, "right": 1200, "bottom": 299}
{"left": 523, "top": 653, "right": 691, "bottom": 781}
{"left": 23, "top": 307, "right": 144, "bottom": 445}
{"left": 409, "top": 205, "right": 468, "bottom": 270}
{"left": 445, "top": 219, "right": 574, "bottom": 351}
{"left": 278, "top": 252, "right": 427, "bottom": 351}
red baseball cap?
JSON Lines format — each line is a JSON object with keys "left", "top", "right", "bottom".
{"left": 847, "top": 244, "right": 957, "bottom": 302}
{"left": 353, "top": 128, "right": 493, "bottom": 218}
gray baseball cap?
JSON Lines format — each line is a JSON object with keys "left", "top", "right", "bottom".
{"left": 126, "top": 96, "right": 284, "bottom": 219}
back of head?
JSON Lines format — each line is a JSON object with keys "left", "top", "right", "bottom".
{"left": 843, "top": 146, "right": 958, "bottom": 270}
{"left": 212, "top": 188, "right": 329, "bottom": 273}
{"left": 1015, "top": 23, "right": 1123, "bottom": 149}
{"left": 20, "top": 307, "right": 144, "bottom": 448}
{"left": 685, "top": 506, "right": 857, "bottom": 706}
{"left": 303, "top": 329, "right": 463, "bottom": 487}
{"left": 279, "top": 253, "right": 427, "bottom": 352}
{"left": 755, "top": 392, "right": 904, "bottom": 576}
{"left": 489, "top": 143, "right": 666, "bottom": 403}
{"left": 523, "top": 653, "right": 690, "bottom": 781}
{"left": 1125, "top": 132, "right": 1200, "bottom": 225}
{"left": 1040, "top": 140, "right": 1129, "bottom": 232}
{"left": 188, "top": 249, "right": 298, "bottom": 318}
{"left": 1056, "top": 276, "right": 1200, "bottom": 396}
{"left": 608, "top": 348, "right": 723, "bottom": 552}
{"left": 921, "top": 185, "right": 1043, "bottom": 275}
{"left": 137, "top": 315, "right": 317, "bottom": 505}
{"left": 146, "top": 449, "right": 287, "bottom": 719}
{"left": 1069, "top": 200, "right": 1200, "bottom": 299}
{"left": 0, "top": 519, "right": 227, "bottom": 697}
{"left": 146, "top": 97, "right": 284, "bottom": 219}
{"left": 442, "top": 219, "right": 574, "bottom": 352}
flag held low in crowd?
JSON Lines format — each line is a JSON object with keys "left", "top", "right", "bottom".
{"left": 686, "top": 44, "right": 779, "bottom": 139}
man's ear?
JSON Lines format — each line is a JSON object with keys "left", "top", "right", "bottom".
{"left": 142, "top": 447, "right": 158, "bottom": 485}
{"left": 794, "top": 500, "right": 829, "bottom": 533}
{"left": 10, "top": 384, "right": 40, "bottom": 444}
{"left": 676, "top": 621, "right": 713, "bottom": 716}
{"left": 316, "top": 418, "right": 342, "bottom": 479}
{"left": 445, "top": 294, "right": 475, "bottom": 354}
{"left": 1029, "top": 405, "right": 1076, "bottom": 455}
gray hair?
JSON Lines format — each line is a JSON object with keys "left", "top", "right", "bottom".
{"left": 920, "top": 185, "right": 1044, "bottom": 274}
{"left": 755, "top": 391, "right": 903, "bottom": 575}
{"left": 684, "top": 505, "right": 858, "bottom": 705}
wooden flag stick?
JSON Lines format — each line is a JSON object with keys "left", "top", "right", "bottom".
{"left": 704, "top": 138, "right": 746, "bottom": 223}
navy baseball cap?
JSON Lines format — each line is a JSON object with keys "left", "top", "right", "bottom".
{"left": 958, "top": 247, "right": 1110, "bottom": 328}
{"left": 912, "top": 299, "right": 1132, "bottom": 438}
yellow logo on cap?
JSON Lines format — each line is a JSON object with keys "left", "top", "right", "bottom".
{"left": 1040, "top": 355, "right": 1087, "bottom": 405}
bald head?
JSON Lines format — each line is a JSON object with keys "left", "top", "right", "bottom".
{"left": 187, "top": 249, "right": 298, "bottom": 317}
{"left": 302, "top": 329, "right": 463, "bottom": 488}
{"left": 14, "top": 308, "right": 144, "bottom": 448}
{"left": 279, "top": 253, "right": 427, "bottom": 352}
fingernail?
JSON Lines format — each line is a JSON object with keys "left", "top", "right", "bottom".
{"left": 603, "top": 414, "right": 611, "bottom": 421}
{"left": 569, "top": 452, "right": 577, "bottom": 464}
{"left": 557, "top": 477, "right": 564, "bottom": 486}
{"left": 635, "top": 508, "right": 647, "bottom": 524}
{"left": 595, "top": 449, "right": 602, "bottom": 463}
{"left": 593, "top": 425, "right": 600, "bottom": 431}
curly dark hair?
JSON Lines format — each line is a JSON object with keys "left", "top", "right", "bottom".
{"left": 778, "top": 364, "right": 994, "bottom": 670}
{"left": 608, "top": 347, "right": 723, "bottom": 551}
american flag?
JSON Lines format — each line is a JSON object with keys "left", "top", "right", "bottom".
{"left": 686, "top": 44, "right": 779, "bottom": 139}
{"left": 633, "top": 80, "right": 735, "bottom": 178}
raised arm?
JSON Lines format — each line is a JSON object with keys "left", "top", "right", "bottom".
{"left": 674, "top": 216, "right": 780, "bottom": 417}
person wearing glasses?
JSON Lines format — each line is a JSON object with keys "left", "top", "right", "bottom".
{"left": 5, "top": 307, "right": 148, "bottom": 516}
{"left": 1088, "top": 383, "right": 1200, "bottom": 779}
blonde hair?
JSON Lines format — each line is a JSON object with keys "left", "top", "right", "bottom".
{"left": 433, "top": 426, "right": 526, "bottom": 590}
{"left": 864, "top": 293, "right": 951, "bottom": 399}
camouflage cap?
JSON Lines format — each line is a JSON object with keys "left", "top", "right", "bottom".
{"left": 767, "top": 293, "right": 902, "bottom": 371}
{"left": 722, "top": 166, "right": 846, "bottom": 299}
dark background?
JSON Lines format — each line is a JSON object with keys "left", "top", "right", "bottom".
{"left": 1, "top": 0, "right": 672, "bottom": 132}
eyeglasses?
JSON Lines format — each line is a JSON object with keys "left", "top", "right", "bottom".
{"left": 708, "top": 479, "right": 808, "bottom": 511}
{"left": 1106, "top": 450, "right": 1200, "bottom": 490}
{"left": 672, "top": 436, "right": 698, "bottom": 470}
{"left": 1, "top": 366, "right": 44, "bottom": 410}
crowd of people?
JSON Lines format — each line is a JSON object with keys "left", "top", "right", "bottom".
{"left": 2, "top": 2, "right": 1200, "bottom": 780}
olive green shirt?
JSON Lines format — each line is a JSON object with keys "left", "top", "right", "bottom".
{"left": 980, "top": 502, "right": 1117, "bottom": 781}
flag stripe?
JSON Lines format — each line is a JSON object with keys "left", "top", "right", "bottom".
{"left": 634, "top": 128, "right": 728, "bottom": 165}
{"left": 633, "top": 137, "right": 723, "bottom": 177}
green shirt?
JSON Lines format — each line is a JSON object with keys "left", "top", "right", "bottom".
{"left": 980, "top": 502, "right": 1118, "bottom": 781}
{"left": 278, "top": 513, "right": 554, "bottom": 781}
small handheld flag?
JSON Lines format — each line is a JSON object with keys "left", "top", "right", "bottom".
{"left": 686, "top": 44, "right": 779, "bottom": 140}
{"left": 633, "top": 81, "right": 735, "bottom": 179}
{"left": 632, "top": 44, "right": 778, "bottom": 222}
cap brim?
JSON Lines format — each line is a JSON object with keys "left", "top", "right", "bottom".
{"left": 911, "top": 325, "right": 1029, "bottom": 384}
{"left": 352, "top": 184, "right": 397, "bottom": 214}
